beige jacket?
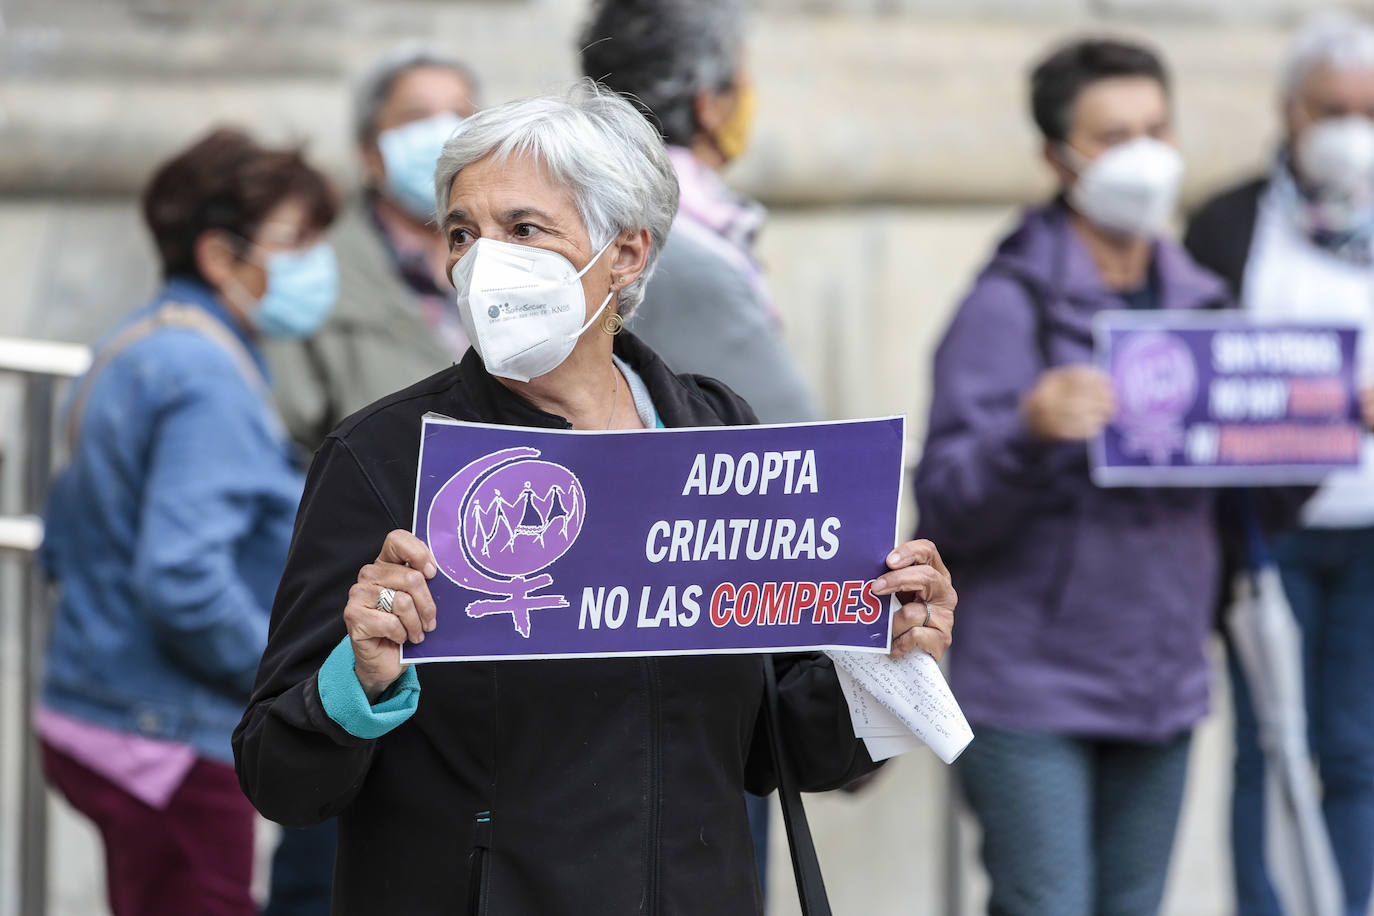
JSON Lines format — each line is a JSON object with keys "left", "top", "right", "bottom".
{"left": 265, "top": 200, "right": 458, "bottom": 453}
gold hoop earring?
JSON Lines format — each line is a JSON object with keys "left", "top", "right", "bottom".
{"left": 602, "top": 312, "right": 624, "bottom": 336}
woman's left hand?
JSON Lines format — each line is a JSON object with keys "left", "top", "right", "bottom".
{"left": 871, "top": 539, "right": 956, "bottom": 662}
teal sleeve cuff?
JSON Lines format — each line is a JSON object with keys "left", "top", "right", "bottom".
{"left": 317, "top": 637, "right": 420, "bottom": 740}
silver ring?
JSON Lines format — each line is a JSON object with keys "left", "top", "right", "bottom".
{"left": 377, "top": 587, "right": 396, "bottom": 614}
{"left": 921, "top": 601, "right": 932, "bottom": 628}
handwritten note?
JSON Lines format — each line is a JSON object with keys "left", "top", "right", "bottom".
{"left": 834, "top": 663, "right": 924, "bottom": 760}
{"left": 828, "top": 649, "right": 974, "bottom": 764}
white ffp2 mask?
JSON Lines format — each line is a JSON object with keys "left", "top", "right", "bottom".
{"left": 1297, "top": 116, "right": 1374, "bottom": 198}
{"left": 451, "top": 237, "right": 616, "bottom": 382}
{"left": 1063, "top": 137, "right": 1185, "bottom": 238}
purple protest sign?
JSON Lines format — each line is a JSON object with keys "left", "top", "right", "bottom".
{"left": 403, "top": 416, "right": 906, "bottom": 662}
{"left": 1092, "top": 311, "right": 1362, "bottom": 486}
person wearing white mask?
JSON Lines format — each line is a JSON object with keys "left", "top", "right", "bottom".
{"left": 233, "top": 83, "right": 957, "bottom": 914}
{"left": 1186, "top": 12, "right": 1374, "bottom": 916}
{"left": 267, "top": 45, "right": 480, "bottom": 453}
{"left": 915, "top": 38, "right": 1238, "bottom": 915}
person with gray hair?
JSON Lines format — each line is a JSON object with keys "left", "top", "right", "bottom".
{"left": 234, "top": 82, "right": 957, "bottom": 913}
{"left": 579, "top": 0, "right": 821, "bottom": 426}
{"left": 266, "top": 44, "right": 479, "bottom": 453}
{"left": 1186, "top": 11, "right": 1374, "bottom": 915}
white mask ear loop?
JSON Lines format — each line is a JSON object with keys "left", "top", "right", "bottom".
{"left": 572, "top": 236, "right": 620, "bottom": 336}
{"left": 576, "top": 289, "right": 617, "bottom": 337}
{"left": 574, "top": 236, "right": 617, "bottom": 278}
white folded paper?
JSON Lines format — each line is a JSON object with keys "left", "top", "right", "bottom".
{"left": 828, "top": 649, "right": 974, "bottom": 764}
{"left": 833, "top": 663, "right": 925, "bottom": 761}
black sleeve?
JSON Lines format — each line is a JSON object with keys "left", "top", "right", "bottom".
{"left": 1216, "top": 484, "right": 1315, "bottom": 550}
{"left": 1183, "top": 178, "right": 1265, "bottom": 300}
{"left": 232, "top": 437, "right": 402, "bottom": 827}
{"left": 743, "top": 653, "right": 881, "bottom": 795}
{"left": 1251, "top": 486, "right": 1317, "bottom": 537}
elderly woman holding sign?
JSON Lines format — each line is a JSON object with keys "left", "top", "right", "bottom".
{"left": 234, "top": 82, "right": 955, "bottom": 914}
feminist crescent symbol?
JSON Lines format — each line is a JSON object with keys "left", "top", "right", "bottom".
{"left": 426, "top": 446, "right": 571, "bottom": 638}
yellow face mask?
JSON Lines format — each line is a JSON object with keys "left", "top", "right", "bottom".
{"left": 712, "top": 83, "right": 756, "bottom": 164}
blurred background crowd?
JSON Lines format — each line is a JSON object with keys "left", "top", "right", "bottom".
{"left": 5, "top": 0, "right": 1374, "bottom": 914}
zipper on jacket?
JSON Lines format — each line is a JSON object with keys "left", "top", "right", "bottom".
{"left": 468, "top": 810, "right": 492, "bottom": 916}
{"left": 642, "top": 659, "right": 663, "bottom": 915}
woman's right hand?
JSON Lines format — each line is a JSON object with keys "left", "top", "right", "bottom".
{"left": 1021, "top": 365, "right": 1117, "bottom": 442}
{"left": 344, "top": 530, "right": 438, "bottom": 702}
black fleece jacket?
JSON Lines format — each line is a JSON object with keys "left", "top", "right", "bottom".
{"left": 1183, "top": 177, "right": 1267, "bottom": 302}
{"left": 233, "top": 333, "right": 877, "bottom": 916}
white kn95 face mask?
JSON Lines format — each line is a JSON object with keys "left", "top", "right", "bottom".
{"left": 450, "top": 236, "right": 616, "bottom": 382}
{"left": 1298, "top": 116, "right": 1374, "bottom": 199}
{"left": 1062, "top": 137, "right": 1185, "bottom": 238}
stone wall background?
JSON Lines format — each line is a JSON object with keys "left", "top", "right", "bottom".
{"left": 3, "top": 0, "right": 1372, "bottom": 913}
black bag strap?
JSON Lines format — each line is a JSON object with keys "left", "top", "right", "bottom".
{"left": 763, "top": 657, "right": 832, "bottom": 916}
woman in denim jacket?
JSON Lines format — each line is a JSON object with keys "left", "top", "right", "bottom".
{"left": 37, "top": 128, "right": 336, "bottom": 916}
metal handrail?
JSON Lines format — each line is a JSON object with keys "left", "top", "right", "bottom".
{"left": 0, "top": 338, "right": 91, "bottom": 380}
{"left": 0, "top": 516, "right": 43, "bottom": 554}
{"left": 0, "top": 337, "right": 90, "bottom": 916}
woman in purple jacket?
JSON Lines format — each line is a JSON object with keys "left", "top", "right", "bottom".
{"left": 915, "top": 39, "right": 1229, "bottom": 915}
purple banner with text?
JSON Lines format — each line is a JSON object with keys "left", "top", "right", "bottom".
{"left": 402, "top": 416, "right": 905, "bottom": 662}
{"left": 1092, "top": 311, "right": 1361, "bottom": 486}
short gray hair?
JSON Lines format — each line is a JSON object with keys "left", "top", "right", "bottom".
{"left": 1282, "top": 10, "right": 1374, "bottom": 101}
{"left": 433, "top": 80, "right": 679, "bottom": 318}
{"left": 353, "top": 44, "right": 479, "bottom": 144}
{"left": 579, "top": 0, "right": 745, "bottom": 146}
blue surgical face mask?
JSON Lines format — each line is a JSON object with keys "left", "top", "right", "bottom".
{"left": 377, "top": 112, "right": 466, "bottom": 221}
{"left": 252, "top": 242, "right": 339, "bottom": 339}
